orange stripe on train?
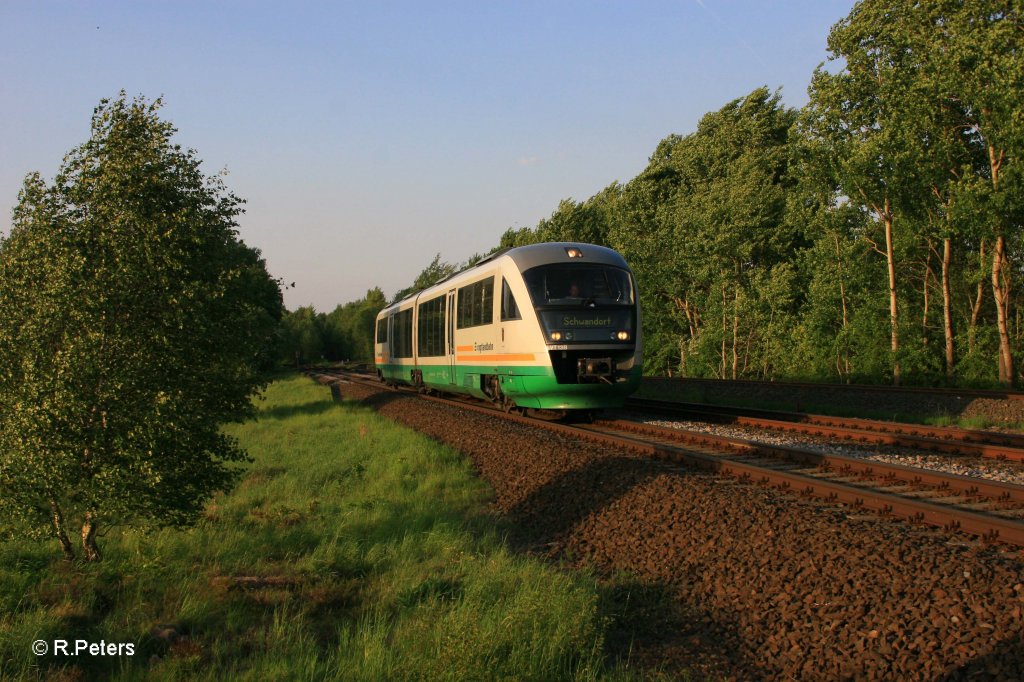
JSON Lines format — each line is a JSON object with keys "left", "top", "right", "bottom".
{"left": 455, "top": 353, "right": 535, "bottom": 362}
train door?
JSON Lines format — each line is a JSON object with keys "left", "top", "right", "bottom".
{"left": 385, "top": 314, "right": 393, "bottom": 377}
{"left": 446, "top": 289, "right": 457, "bottom": 385}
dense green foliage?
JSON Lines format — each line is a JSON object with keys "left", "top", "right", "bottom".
{"left": 800, "top": 0, "right": 1023, "bottom": 386}
{"left": 0, "top": 94, "right": 283, "bottom": 561}
{"left": 318, "top": 0, "right": 1021, "bottom": 388}
{"left": 277, "top": 287, "right": 386, "bottom": 365}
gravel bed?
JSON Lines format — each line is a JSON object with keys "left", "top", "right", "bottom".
{"left": 631, "top": 414, "right": 1024, "bottom": 486}
{"left": 339, "top": 381, "right": 1024, "bottom": 680}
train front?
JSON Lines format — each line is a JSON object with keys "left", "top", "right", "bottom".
{"left": 511, "top": 243, "right": 643, "bottom": 410}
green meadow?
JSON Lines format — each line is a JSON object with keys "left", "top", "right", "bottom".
{"left": 0, "top": 375, "right": 663, "bottom": 681}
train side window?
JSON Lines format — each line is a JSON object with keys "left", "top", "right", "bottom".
{"left": 456, "top": 276, "right": 494, "bottom": 329}
{"left": 375, "top": 319, "right": 387, "bottom": 343}
{"left": 392, "top": 309, "right": 413, "bottom": 358}
{"left": 500, "top": 278, "right": 520, "bottom": 321}
{"left": 417, "top": 295, "right": 445, "bottom": 356}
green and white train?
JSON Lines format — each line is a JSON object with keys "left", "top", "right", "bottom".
{"left": 374, "top": 242, "right": 642, "bottom": 412}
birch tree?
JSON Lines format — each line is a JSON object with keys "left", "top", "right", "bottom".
{"left": 0, "top": 94, "right": 283, "bottom": 560}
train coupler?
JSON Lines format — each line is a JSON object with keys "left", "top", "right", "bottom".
{"left": 577, "top": 357, "right": 614, "bottom": 383}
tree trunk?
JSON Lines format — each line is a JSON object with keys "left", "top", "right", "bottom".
{"left": 672, "top": 295, "right": 697, "bottom": 377}
{"left": 883, "top": 202, "right": 901, "bottom": 385}
{"left": 50, "top": 500, "right": 75, "bottom": 561}
{"left": 986, "top": 140, "right": 1014, "bottom": 386}
{"left": 81, "top": 511, "right": 101, "bottom": 562}
{"left": 833, "top": 234, "right": 850, "bottom": 330}
{"left": 720, "top": 284, "right": 728, "bottom": 379}
{"left": 731, "top": 285, "right": 740, "bottom": 380}
{"left": 969, "top": 238, "right": 986, "bottom": 352}
{"left": 922, "top": 250, "right": 932, "bottom": 347}
{"left": 992, "top": 235, "right": 1015, "bottom": 386}
{"left": 674, "top": 296, "right": 698, "bottom": 339}
{"left": 833, "top": 233, "right": 851, "bottom": 379}
{"left": 942, "top": 238, "right": 955, "bottom": 381}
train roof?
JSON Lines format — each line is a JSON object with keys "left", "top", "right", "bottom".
{"left": 378, "top": 242, "right": 630, "bottom": 315}
{"left": 504, "top": 242, "right": 629, "bottom": 271}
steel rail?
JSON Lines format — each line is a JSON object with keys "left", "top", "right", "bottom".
{"left": 598, "top": 417, "right": 1024, "bottom": 506}
{"left": 617, "top": 431, "right": 1024, "bottom": 547}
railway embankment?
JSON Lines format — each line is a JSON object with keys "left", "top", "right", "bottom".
{"left": 639, "top": 377, "right": 1024, "bottom": 428}
{"left": 339, "top": 378, "right": 1024, "bottom": 680}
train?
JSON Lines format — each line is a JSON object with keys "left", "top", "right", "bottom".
{"left": 374, "top": 242, "right": 643, "bottom": 413}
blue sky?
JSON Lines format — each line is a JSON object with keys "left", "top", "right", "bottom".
{"left": 1, "top": 1, "right": 853, "bottom": 311}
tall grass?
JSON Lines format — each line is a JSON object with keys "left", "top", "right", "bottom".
{"left": 0, "top": 375, "right": 651, "bottom": 681}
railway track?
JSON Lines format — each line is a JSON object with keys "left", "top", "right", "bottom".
{"left": 626, "top": 397, "right": 1024, "bottom": 462}
{"left": 586, "top": 417, "right": 1024, "bottom": 547}
{"left": 309, "top": 368, "right": 1024, "bottom": 548}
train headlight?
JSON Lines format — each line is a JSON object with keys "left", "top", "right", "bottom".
{"left": 615, "top": 331, "right": 630, "bottom": 341}
{"left": 551, "top": 331, "right": 563, "bottom": 341}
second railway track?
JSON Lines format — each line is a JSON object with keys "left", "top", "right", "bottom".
{"left": 626, "top": 397, "right": 1024, "bottom": 462}
{"left": 586, "top": 417, "right": 1024, "bottom": 547}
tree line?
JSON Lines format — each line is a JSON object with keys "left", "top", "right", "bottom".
{"left": 293, "top": 0, "right": 1021, "bottom": 388}
{"left": 280, "top": 288, "right": 386, "bottom": 366}
{"left": 280, "top": 254, "right": 484, "bottom": 366}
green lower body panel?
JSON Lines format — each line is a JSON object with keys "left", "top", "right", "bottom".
{"left": 504, "top": 367, "right": 642, "bottom": 409}
{"left": 377, "top": 362, "right": 642, "bottom": 410}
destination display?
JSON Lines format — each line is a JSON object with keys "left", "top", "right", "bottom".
{"left": 560, "top": 315, "right": 613, "bottom": 328}
{"left": 537, "top": 309, "right": 634, "bottom": 344}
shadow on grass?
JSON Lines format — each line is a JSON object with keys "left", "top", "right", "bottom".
{"left": 0, "top": 544, "right": 53, "bottom": 573}
{"left": 257, "top": 399, "right": 340, "bottom": 421}
{"left": 23, "top": 563, "right": 136, "bottom": 681}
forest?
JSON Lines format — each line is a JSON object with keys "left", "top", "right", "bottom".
{"left": 281, "top": 0, "right": 1022, "bottom": 388}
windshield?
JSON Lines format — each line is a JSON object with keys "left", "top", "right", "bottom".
{"left": 522, "top": 264, "right": 634, "bottom": 306}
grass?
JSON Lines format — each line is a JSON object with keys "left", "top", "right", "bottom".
{"left": 0, "top": 375, "right": 662, "bottom": 681}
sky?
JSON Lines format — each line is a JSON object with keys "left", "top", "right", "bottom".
{"left": 1, "top": 1, "right": 854, "bottom": 312}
